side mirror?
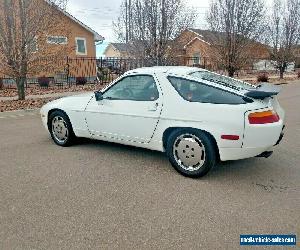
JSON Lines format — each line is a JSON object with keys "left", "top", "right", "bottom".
{"left": 94, "top": 91, "right": 103, "bottom": 101}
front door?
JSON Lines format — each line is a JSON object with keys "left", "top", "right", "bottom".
{"left": 85, "top": 74, "right": 162, "bottom": 143}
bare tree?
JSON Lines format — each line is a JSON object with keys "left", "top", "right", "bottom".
{"left": 207, "top": 0, "right": 265, "bottom": 77}
{"left": 267, "top": 0, "right": 300, "bottom": 79}
{"left": 113, "top": 0, "right": 196, "bottom": 65}
{"left": 0, "top": 0, "right": 69, "bottom": 100}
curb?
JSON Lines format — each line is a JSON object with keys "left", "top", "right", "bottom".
{"left": 0, "top": 108, "right": 39, "bottom": 114}
{"left": 0, "top": 91, "right": 92, "bottom": 101}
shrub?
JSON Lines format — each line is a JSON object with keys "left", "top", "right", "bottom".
{"left": 257, "top": 73, "right": 269, "bottom": 83}
{"left": 0, "top": 78, "right": 3, "bottom": 89}
{"left": 97, "top": 67, "right": 112, "bottom": 82}
{"left": 38, "top": 77, "right": 50, "bottom": 87}
{"left": 76, "top": 76, "right": 87, "bottom": 85}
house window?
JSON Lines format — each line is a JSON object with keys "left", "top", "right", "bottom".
{"left": 47, "top": 36, "right": 68, "bottom": 45}
{"left": 27, "top": 36, "right": 38, "bottom": 53}
{"left": 193, "top": 52, "right": 201, "bottom": 65}
{"left": 75, "top": 37, "right": 87, "bottom": 55}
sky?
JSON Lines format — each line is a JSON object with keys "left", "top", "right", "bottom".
{"left": 66, "top": 0, "right": 211, "bottom": 42}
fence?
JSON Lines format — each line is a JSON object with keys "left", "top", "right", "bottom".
{"left": 1, "top": 56, "right": 299, "bottom": 90}
{"left": 0, "top": 56, "right": 209, "bottom": 89}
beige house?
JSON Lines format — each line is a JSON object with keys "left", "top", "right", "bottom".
{"left": 104, "top": 43, "right": 131, "bottom": 58}
{"left": 54, "top": 9, "right": 104, "bottom": 58}
{"left": 54, "top": 9, "right": 104, "bottom": 79}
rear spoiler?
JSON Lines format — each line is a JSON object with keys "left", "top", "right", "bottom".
{"left": 245, "top": 83, "right": 281, "bottom": 100}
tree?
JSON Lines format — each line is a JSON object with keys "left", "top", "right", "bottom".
{"left": 113, "top": 0, "right": 196, "bottom": 65}
{"left": 267, "top": 0, "right": 300, "bottom": 79}
{"left": 207, "top": 0, "right": 265, "bottom": 77}
{"left": 0, "top": 0, "right": 69, "bottom": 100}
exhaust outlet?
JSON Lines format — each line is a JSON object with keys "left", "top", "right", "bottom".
{"left": 256, "top": 151, "right": 273, "bottom": 158}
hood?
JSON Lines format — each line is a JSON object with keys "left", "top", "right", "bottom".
{"left": 63, "top": 91, "right": 94, "bottom": 99}
{"left": 41, "top": 92, "right": 94, "bottom": 113}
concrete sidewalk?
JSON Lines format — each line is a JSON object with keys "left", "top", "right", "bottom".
{"left": 0, "top": 91, "right": 91, "bottom": 101}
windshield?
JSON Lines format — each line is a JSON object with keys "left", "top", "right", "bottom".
{"left": 189, "top": 71, "right": 255, "bottom": 91}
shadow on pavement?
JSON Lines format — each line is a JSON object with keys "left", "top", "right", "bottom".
{"left": 72, "top": 137, "right": 270, "bottom": 181}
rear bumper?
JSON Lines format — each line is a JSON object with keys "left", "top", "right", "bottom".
{"left": 274, "top": 125, "right": 285, "bottom": 146}
{"left": 219, "top": 124, "right": 285, "bottom": 161}
{"left": 219, "top": 146, "right": 275, "bottom": 161}
{"left": 243, "top": 119, "right": 284, "bottom": 148}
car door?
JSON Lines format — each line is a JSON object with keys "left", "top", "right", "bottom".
{"left": 84, "top": 74, "right": 162, "bottom": 143}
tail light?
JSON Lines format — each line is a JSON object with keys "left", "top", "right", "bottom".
{"left": 248, "top": 110, "right": 280, "bottom": 124}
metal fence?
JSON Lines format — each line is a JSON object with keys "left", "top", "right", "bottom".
{"left": 0, "top": 56, "right": 208, "bottom": 89}
{"left": 1, "top": 56, "right": 298, "bottom": 90}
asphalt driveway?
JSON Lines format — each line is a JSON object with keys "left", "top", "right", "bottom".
{"left": 0, "top": 83, "right": 299, "bottom": 249}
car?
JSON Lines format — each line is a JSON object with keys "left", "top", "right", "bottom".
{"left": 40, "top": 66, "right": 285, "bottom": 178}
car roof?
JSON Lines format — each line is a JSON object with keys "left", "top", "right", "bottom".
{"left": 124, "top": 66, "right": 252, "bottom": 96}
{"left": 125, "top": 66, "right": 207, "bottom": 76}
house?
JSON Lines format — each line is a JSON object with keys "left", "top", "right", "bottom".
{"left": 294, "top": 46, "right": 300, "bottom": 68}
{"left": 0, "top": 0, "right": 105, "bottom": 81}
{"left": 54, "top": 7, "right": 104, "bottom": 58}
{"left": 253, "top": 45, "right": 300, "bottom": 72}
{"left": 51, "top": 7, "right": 105, "bottom": 81}
{"left": 104, "top": 43, "right": 131, "bottom": 58}
{"left": 174, "top": 29, "right": 270, "bottom": 70}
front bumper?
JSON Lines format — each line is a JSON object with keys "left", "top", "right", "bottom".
{"left": 40, "top": 108, "right": 49, "bottom": 130}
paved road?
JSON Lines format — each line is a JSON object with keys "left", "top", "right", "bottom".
{"left": 0, "top": 83, "right": 299, "bottom": 249}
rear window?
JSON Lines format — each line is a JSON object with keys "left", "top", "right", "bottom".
{"left": 168, "top": 76, "right": 248, "bottom": 105}
{"left": 189, "top": 71, "right": 255, "bottom": 91}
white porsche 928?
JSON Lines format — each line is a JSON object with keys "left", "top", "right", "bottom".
{"left": 40, "top": 67, "right": 285, "bottom": 177}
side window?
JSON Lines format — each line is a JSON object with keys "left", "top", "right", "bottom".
{"left": 168, "top": 76, "right": 246, "bottom": 105}
{"left": 102, "top": 75, "right": 159, "bottom": 101}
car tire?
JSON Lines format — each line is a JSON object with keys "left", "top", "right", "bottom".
{"left": 166, "top": 128, "right": 216, "bottom": 178}
{"left": 48, "top": 110, "right": 76, "bottom": 147}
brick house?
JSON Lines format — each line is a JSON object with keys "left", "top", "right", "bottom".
{"left": 294, "top": 46, "right": 300, "bottom": 68}
{"left": 0, "top": 0, "right": 104, "bottom": 81}
{"left": 174, "top": 29, "right": 270, "bottom": 70}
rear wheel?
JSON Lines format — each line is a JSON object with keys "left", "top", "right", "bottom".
{"left": 166, "top": 129, "right": 216, "bottom": 178}
{"left": 48, "top": 111, "right": 76, "bottom": 146}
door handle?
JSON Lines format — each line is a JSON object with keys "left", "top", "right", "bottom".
{"left": 148, "top": 102, "right": 159, "bottom": 111}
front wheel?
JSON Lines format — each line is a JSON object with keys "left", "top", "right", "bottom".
{"left": 48, "top": 111, "right": 76, "bottom": 146}
{"left": 166, "top": 129, "right": 216, "bottom": 178}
